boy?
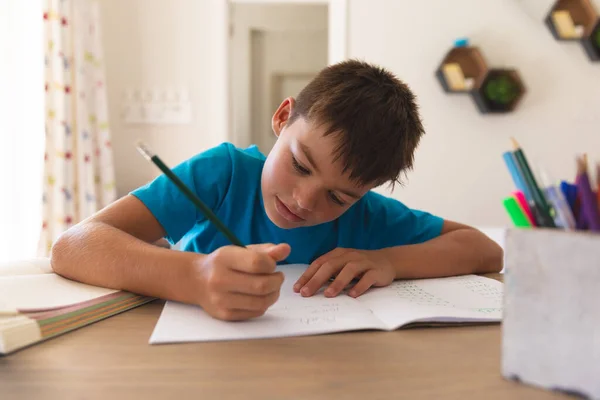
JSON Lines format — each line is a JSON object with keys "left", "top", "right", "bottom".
{"left": 51, "top": 60, "right": 502, "bottom": 321}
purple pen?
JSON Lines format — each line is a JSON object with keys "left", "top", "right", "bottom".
{"left": 576, "top": 155, "right": 600, "bottom": 232}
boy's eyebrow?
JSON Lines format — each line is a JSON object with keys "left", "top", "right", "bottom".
{"left": 299, "top": 142, "right": 320, "bottom": 173}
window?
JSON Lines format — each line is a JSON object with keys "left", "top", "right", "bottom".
{"left": 0, "top": 1, "right": 45, "bottom": 263}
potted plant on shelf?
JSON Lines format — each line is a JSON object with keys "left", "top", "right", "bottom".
{"left": 482, "top": 72, "right": 520, "bottom": 112}
{"left": 581, "top": 20, "right": 600, "bottom": 61}
{"left": 593, "top": 24, "right": 600, "bottom": 50}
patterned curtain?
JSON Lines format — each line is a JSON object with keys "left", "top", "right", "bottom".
{"left": 39, "top": 0, "right": 116, "bottom": 256}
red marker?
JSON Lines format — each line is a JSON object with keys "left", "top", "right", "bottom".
{"left": 512, "top": 191, "right": 536, "bottom": 226}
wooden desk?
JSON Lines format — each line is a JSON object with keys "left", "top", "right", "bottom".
{"left": 1, "top": 275, "right": 568, "bottom": 399}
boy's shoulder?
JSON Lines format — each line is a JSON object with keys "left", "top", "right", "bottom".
{"left": 182, "top": 142, "right": 266, "bottom": 179}
{"left": 353, "top": 189, "right": 408, "bottom": 212}
{"left": 343, "top": 189, "right": 444, "bottom": 246}
{"left": 194, "top": 142, "right": 266, "bottom": 165}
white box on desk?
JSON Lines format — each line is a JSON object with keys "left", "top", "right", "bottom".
{"left": 502, "top": 228, "right": 600, "bottom": 399}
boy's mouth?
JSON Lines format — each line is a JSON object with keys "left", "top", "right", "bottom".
{"left": 275, "top": 196, "right": 304, "bottom": 223}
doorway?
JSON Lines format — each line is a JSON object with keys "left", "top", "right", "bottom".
{"left": 227, "top": 0, "right": 347, "bottom": 155}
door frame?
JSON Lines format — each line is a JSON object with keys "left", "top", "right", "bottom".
{"left": 209, "top": 0, "right": 348, "bottom": 146}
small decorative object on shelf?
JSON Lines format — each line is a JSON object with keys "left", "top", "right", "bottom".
{"left": 545, "top": 0, "right": 600, "bottom": 62}
{"left": 435, "top": 38, "right": 526, "bottom": 114}
{"left": 435, "top": 38, "right": 487, "bottom": 93}
{"left": 472, "top": 69, "right": 525, "bottom": 113}
{"left": 581, "top": 18, "right": 600, "bottom": 60}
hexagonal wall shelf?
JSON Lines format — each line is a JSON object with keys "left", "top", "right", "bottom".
{"left": 436, "top": 40, "right": 526, "bottom": 114}
{"left": 435, "top": 46, "right": 487, "bottom": 93}
{"left": 545, "top": 0, "right": 600, "bottom": 62}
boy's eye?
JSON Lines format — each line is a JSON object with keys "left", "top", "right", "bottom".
{"left": 291, "top": 155, "right": 310, "bottom": 175}
{"left": 328, "top": 191, "right": 346, "bottom": 206}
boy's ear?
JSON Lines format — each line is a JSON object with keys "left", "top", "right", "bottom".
{"left": 272, "top": 97, "right": 295, "bottom": 137}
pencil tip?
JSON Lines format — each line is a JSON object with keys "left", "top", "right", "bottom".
{"left": 576, "top": 154, "right": 588, "bottom": 175}
{"left": 135, "top": 140, "right": 154, "bottom": 161}
{"left": 510, "top": 137, "right": 519, "bottom": 150}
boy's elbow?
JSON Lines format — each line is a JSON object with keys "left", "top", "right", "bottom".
{"left": 50, "top": 227, "right": 79, "bottom": 276}
{"left": 50, "top": 233, "right": 68, "bottom": 275}
{"left": 482, "top": 241, "right": 504, "bottom": 274}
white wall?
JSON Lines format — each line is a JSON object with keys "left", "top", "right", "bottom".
{"left": 99, "top": 0, "right": 600, "bottom": 226}
{"left": 349, "top": 0, "right": 600, "bottom": 226}
{"left": 98, "top": 0, "right": 228, "bottom": 197}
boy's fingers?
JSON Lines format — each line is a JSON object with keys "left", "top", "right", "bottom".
{"left": 324, "top": 262, "right": 363, "bottom": 297}
{"left": 310, "top": 247, "right": 345, "bottom": 268}
{"left": 246, "top": 243, "right": 290, "bottom": 262}
{"left": 212, "top": 291, "right": 280, "bottom": 312}
{"left": 248, "top": 243, "right": 280, "bottom": 254}
{"left": 226, "top": 270, "right": 284, "bottom": 296}
{"left": 213, "top": 307, "right": 268, "bottom": 322}
{"left": 264, "top": 243, "right": 291, "bottom": 262}
{"left": 294, "top": 248, "right": 347, "bottom": 292}
{"left": 293, "top": 263, "right": 320, "bottom": 292}
{"left": 300, "top": 258, "right": 350, "bottom": 297}
{"left": 221, "top": 245, "right": 276, "bottom": 274}
{"left": 300, "top": 251, "right": 360, "bottom": 296}
{"left": 348, "top": 270, "right": 377, "bottom": 298}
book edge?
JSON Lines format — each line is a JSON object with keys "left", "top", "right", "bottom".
{"left": 0, "top": 296, "right": 154, "bottom": 356}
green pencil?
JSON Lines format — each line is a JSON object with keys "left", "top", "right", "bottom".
{"left": 136, "top": 141, "right": 245, "bottom": 247}
{"left": 510, "top": 138, "right": 555, "bottom": 228}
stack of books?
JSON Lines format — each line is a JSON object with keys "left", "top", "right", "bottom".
{"left": 0, "top": 258, "right": 153, "bottom": 355}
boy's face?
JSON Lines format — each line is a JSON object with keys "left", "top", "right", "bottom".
{"left": 261, "top": 98, "right": 374, "bottom": 229}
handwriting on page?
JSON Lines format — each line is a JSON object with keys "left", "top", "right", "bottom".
{"left": 462, "top": 279, "right": 503, "bottom": 302}
{"left": 391, "top": 282, "right": 453, "bottom": 307}
{"left": 269, "top": 302, "right": 341, "bottom": 326}
{"left": 363, "top": 276, "right": 503, "bottom": 313}
{"left": 472, "top": 307, "right": 502, "bottom": 314}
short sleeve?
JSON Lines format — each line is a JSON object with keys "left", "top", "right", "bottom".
{"left": 130, "top": 143, "right": 233, "bottom": 244}
{"left": 360, "top": 192, "right": 444, "bottom": 249}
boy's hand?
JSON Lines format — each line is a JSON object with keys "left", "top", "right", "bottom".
{"left": 193, "top": 243, "right": 290, "bottom": 321}
{"left": 293, "top": 248, "right": 394, "bottom": 298}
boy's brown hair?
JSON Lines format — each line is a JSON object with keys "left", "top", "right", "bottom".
{"left": 288, "top": 59, "right": 425, "bottom": 188}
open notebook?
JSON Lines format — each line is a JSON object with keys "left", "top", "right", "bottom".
{"left": 0, "top": 258, "right": 153, "bottom": 355}
{"left": 150, "top": 264, "right": 503, "bottom": 344}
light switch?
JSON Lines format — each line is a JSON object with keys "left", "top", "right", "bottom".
{"left": 121, "top": 87, "right": 192, "bottom": 125}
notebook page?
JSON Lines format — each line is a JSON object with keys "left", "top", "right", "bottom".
{"left": 357, "top": 275, "right": 503, "bottom": 330}
{"left": 150, "top": 265, "right": 384, "bottom": 344}
{"left": 0, "top": 258, "right": 53, "bottom": 276}
{"left": 0, "top": 274, "right": 118, "bottom": 311}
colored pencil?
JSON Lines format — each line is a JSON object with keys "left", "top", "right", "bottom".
{"left": 560, "top": 181, "right": 578, "bottom": 219}
{"left": 597, "top": 163, "right": 600, "bottom": 213}
{"left": 503, "top": 152, "right": 532, "bottom": 200}
{"left": 538, "top": 168, "right": 576, "bottom": 230}
{"left": 510, "top": 138, "right": 556, "bottom": 228}
{"left": 136, "top": 141, "right": 246, "bottom": 247}
{"left": 575, "top": 154, "right": 600, "bottom": 232}
{"left": 503, "top": 151, "right": 541, "bottom": 225}
{"left": 544, "top": 185, "right": 576, "bottom": 230}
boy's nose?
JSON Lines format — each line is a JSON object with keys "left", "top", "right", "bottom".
{"left": 294, "top": 187, "right": 318, "bottom": 212}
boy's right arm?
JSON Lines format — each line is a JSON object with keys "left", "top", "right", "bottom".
{"left": 50, "top": 194, "right": 290, "bottom": 321}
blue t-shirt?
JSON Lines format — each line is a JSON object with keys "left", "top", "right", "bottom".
{"left": 130, "top": 143, "right": 443, "bottom": 265}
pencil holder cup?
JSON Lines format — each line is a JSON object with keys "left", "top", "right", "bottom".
{"left": 501, "top": 228, "right": 600, "bottom": 399}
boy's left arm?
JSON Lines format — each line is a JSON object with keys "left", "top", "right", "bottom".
{"left": 294, "top": 220, "right": 503, "bottom": 298}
